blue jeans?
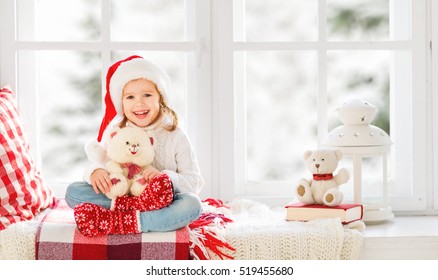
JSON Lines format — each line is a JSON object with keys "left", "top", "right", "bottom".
{"left": 65, "top": 181, "right": 202, "bottom": 232}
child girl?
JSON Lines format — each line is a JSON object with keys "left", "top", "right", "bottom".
{"left": 65, "top": 55, "right": 203, "bottom": 237}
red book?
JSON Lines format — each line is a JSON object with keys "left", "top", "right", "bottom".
{"left": 285, "top": 202, "right": 363, "bottom": 224}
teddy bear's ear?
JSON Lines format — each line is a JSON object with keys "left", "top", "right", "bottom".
{"left": 110, "top": 131, "right": 118, "bottom": 138}
{"left": 303, "top": 150, "right": 313, "bottom": 160}
{"left": 334, "top": 149, "right": 343, "bottom": 160}
{"left": 109, "top": 127, "right": 121, "bottom": 138}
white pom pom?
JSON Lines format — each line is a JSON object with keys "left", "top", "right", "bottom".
{"left": 84, "top": 138, "right": 106, "bottom": 164}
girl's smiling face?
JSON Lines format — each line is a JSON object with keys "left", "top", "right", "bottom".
{"left": 122, "top": 78, "right": 161, "bottom": 127}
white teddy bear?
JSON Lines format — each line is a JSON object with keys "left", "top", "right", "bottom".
{"left": 295, "top": 149, "right": 350, "bottom": 207}
{"left": 104, "top": 126, "right": 155, "bottom": 199}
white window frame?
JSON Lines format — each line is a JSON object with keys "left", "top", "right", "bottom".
{"left": 212, "top": 0, "right": 430, "bottom": 211}
{"left": 431, "top": 0, "right": 438, "bottom": 211}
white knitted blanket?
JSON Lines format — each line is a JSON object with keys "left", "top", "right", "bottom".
{"left": 0, "top": 199, "right": 365, "bottom": 260}
{"left": 208, "top": 199, "right": 365, "bottom": 260}
{"left": 0, "top": 208, "right": 48, "bottom": 260}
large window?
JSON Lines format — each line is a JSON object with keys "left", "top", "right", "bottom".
{"left": 0, "top": 0, "right": 434, "bottom": 212}
{"left": 216, "top": 0, "right": 428, "bottom": 211}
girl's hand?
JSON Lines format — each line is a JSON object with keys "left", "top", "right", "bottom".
{"left": 143, "top": 166, "right": 162, "bottom": 183}
{"left": 90, "top": 168, "right": 112, "bottom": 194}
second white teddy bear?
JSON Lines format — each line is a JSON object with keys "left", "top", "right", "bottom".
{"left": 295, "top": 149, "right": 350, "bottom": 207}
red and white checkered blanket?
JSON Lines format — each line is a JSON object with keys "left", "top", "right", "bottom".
{"left": 35, "top": 199, "right": 190, "bottom": 260}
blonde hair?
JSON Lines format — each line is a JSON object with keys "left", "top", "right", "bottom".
{"left": 159, "top": 96, "right": 179, "bottom": 131}
{"left": 119, "top": 79, "right": 178, "bottom": 131}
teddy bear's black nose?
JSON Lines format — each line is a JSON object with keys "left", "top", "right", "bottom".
{"left": 315, "top": 164, "right": 320, "bottom": 168}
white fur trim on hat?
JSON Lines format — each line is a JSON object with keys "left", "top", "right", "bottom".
{"left": 109, "top": 58, "right": 171, "bottom": 116}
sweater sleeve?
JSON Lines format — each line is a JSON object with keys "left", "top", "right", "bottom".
{"left": 83, "top": 162, "right": 106, "bottom": 184}
{"left": 82, "top": 133, "right": 110, "bottom": 184}
{"left": 162, "top": 131, "right": 204, "bottom": 195}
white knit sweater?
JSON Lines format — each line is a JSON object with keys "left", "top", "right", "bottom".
{"left": 83, "top": 119, "right": 203, "bottom": 195}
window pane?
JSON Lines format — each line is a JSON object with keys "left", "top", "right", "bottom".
{"left": 327, "top": 0, "right": 390, "bottom": 41}
{"left": 245, "top": 51, "right": 318, "bottom": 182}
{"left": 111, "top": 0, "right": 186, "bottom": 42}
{"left": 112, "top": 51, "right": 187, "bottom": 129}
{"left": 17, "top": 51, "right": 102, "bottom": 184}
{"left": 239, "top": 0, "right": 318, "bottom": 42}
{"left": 16, "top": 0, "right": 101, "bottom": 41}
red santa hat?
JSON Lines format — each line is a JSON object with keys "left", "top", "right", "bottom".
{"left": 97, "top": 55, "right": 171, "bottom": 142}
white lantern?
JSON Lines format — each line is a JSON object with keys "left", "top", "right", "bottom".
{"left": 323, "top": 99, "right": 394, "bottom": 223}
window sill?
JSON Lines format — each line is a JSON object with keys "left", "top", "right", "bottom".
{"left": 360, "top": 216, "right": 438, "bottom": 259}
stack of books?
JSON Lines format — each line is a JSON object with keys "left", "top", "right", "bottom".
{"left": 284, "top": 202, "right": 363, "bottom": 224}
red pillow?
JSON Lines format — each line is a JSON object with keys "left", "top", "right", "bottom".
{"left": 0, "top": 85, "right": 55, "bottom": 230}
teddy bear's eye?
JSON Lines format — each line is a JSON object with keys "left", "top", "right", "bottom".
{"left": 126, "top": 141, "right": 130, "bottom": 145}
{"left": 312, "top": 159, "right": 316, "bottom": 161}
{"left": 322, "top": 158, "right": 325, "bottom": 161}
